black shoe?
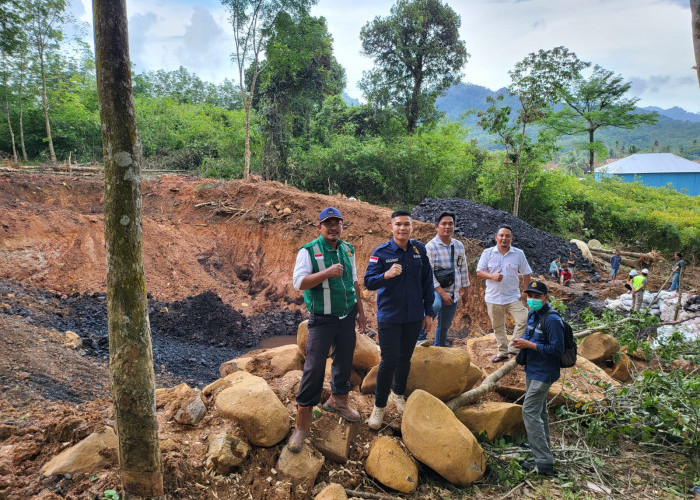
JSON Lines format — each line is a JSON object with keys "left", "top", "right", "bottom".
{"left": 521, "top": 460, "right": 555, "bottom": 476}
{"left": 520, "top": 442, "right": 531, "bottom": 449}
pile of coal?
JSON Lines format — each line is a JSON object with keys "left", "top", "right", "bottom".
{"left": 411, "top": 198, "right": 597, "bottom": 278}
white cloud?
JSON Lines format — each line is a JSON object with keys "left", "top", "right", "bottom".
{"left": 76, "top": 0, "right": 697, "bottom": 112}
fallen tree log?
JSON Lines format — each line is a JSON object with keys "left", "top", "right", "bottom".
{"left": 587, "top": 247, "right": 661, "bottom": 260}
{"left": 446, "top": 358, "right": 518, "bottom": 410}
{"left": 446, "top": 315, "right": 658, "bottom": 411}
{"left": 589, "top": 249, "right": 638, "bottom": 269}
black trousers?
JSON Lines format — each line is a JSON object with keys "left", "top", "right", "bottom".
{"left": 296, "top": 306, "right": 357, "bottom": 407}
{"left": 374, "top": 321, "right": 422, "bottom": 408}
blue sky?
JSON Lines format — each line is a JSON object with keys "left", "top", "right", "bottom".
{"left": 74, "top": 0, "right": 698, "bottom": 112}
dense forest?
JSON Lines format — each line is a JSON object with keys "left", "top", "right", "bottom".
{"left": 0, "top": 0, "right": 698, "bottom": 258}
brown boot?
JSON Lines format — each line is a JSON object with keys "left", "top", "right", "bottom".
{"left": 322, "top": 394, "right": 361, "bottom": 422}
{"left": 287, "top": 405, "right": 312, "bottom": 453}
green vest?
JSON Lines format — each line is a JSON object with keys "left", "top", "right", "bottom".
{"left": 302, "top": 236, "right": 357, "bottom": 317}
{"left": 632, "top": 275, "right": 646, "bottom": 291}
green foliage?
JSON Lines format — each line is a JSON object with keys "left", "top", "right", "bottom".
{"left": 135, "top": 96, "right": 255, "bottom": 173}
{"left": 359, "top": 0, "right": 468, "bottom": 133}
{"left": 254, "top": 12, "right": 345, "bottom": 179}
{"left": 101, "top": 490, "right": 119, "bottom": 500}
{"left": 546, "top": 65, "right": 658, "bottom": 172}
{"left": 563, "top": 176, "right": 700, "bottom": 258}
{"left": 291, "top": 121, "right": 486, "bottom": 205}
{"left": 133, "top": 66, "right": 241, "bottom": 110}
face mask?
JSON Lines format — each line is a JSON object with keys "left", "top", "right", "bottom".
{"left": 527, "top": 298, "right": 544, "bottom": 311}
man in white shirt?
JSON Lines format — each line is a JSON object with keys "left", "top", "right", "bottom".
{"left": 476, "top": 225, "right": 532, "bottom": 362}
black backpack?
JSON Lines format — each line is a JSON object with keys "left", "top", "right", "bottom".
{"left": 518, "top": 309, "right": 577, "bottom": 368}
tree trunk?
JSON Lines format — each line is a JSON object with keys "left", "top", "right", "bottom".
{"left": 38, "top": 46, "right": 57, "bottom": 164}
{"left": 93, "top": 1, "right": 164, "bottom": 498}
{"left": 692, "top": 0, "right": 700, "bottom": 86}
{"left": 244, "top": 102, "right": 251, "bottom": 180}
{"left": 4, "top": 102, "right": 17, "bottom": 163}
{"left": 18, "top": 56, "right": 28, "bottom": 162}
{"left": 587, "top": 128, "right": 595, "bottom": 174}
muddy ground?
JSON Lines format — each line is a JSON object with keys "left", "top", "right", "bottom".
{"left": 0, "top": 172, "right": 696, "bottom": 499}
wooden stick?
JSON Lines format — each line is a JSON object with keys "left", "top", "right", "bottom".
{"left": 446, "top": 315, "right": 662, "bottom": 412}
{"left": 447, "top": 358, "right": 518, "bottom": 410}
{"left": 343, "top": 489, "right": 395, "bottom": 499}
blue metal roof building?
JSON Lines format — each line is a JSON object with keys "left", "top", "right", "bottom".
{"left": 594, "top": 153, "right": 700, "bottom": 196}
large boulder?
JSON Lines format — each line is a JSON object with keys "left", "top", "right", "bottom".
{"left": 467, "top": 335, "right": 619, "bottom": 406}
{"left": 401, "top": 390, "right": 485, "bottom": 486}
{"left": 570, "top": 239, "right": 593, "bottom": 262}
{"left": 311, "top": 413, "right": 358, "bottom": 463}
{"left": 365, "top": 436, "right": 418, "bottom": 494}
{"left": 41, "top": 428, "right": 117, "bottom": 476}
{"left": 205, "top": 432, "right": 251, "bottom": 474}
{"left": 352, "top": 333, "right": 381, "bottom": 370}
{"left": 360, "top": 365, "right": 379, "bottom": 395}
{"left": 454, "top": 402, "right": 525, "bottom": 441}
{"left": 277, "top": 444, "right": 325, "bottom": 491}
{"left": 405, "top": 346, "right": 471, "bottom": 401}
{"left": 214, "top": 371, "right": 289, "bottom": 447}
{"left": 156, "top": 383, "right": 206, "bottom": 426}
{"left": 578, "top": 332, "right": 620, "bottom": 363}
{"left": 463, "top": 363, "right": 483, "bottom": 392}
{"left": 611, "top": 353, "right": 633, "bottom": 382}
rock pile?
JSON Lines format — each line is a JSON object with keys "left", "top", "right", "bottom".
{"left": 605, "top": 290, "right": 700, "bottom": 343}
{"left": 411, "top": 198, "right": 597, "bottom": 277}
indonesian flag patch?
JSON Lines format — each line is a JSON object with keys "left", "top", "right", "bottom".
{"left": 314, "top": 253, "right": 323, "bottom": 260}
{"left": 369, "top": 256, "right": 379, "bottom": 263}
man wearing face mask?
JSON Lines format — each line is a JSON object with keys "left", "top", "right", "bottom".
{"left": 512, "top": 281, "right": 564, "bottom": 476}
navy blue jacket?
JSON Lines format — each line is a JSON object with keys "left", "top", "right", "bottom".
{"left": 521, "top": 304, "right": 565, "bottom": 383}
{"left": 364, "top": 239, "right": 434, "bottom": 324}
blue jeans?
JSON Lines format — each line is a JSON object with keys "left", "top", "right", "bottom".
{"left": 669, "top": 273, "right": 680, "bottom": 291}
{"left": 416, "top": 291, "right": 458, "bottom": 346}
{"left": 522, "top": 378, "right": 554, "bottom": 466}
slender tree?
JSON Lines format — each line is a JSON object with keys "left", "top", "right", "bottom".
{"left": 0, "top": 0, "right": 22, "bottom": 162}
{"left": 254, "top": 12, "right": 345, "bottom": 179}
{"left": 478, "top": 47, "right": 586, "bottom": 216}
{"left": 693, "top": 0, "right": 700, "bottom": 86}
{"left": 221, "top": 0, "right": 316, "bottom": 179}
{"left": 547, "top": 66, "right": 658, "bottom": 173}
{"left": 360, "top": 0, "right": 468, "bottom": 133}
{"left": 25, "top": 0, "right": 68, "bottom": 164}
{"left": 93, "top": 0, "right": 164, "bottom": 498}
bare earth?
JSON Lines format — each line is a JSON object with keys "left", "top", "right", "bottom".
{"left": 0, "top": 172, "right": 695, "bottom": 499}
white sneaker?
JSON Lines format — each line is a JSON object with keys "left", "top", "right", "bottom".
{"left": 367, "top": 405, "right": 386, "bottom": 430}
{"left": 390, "top": 391, "right": 406, "bottom": 413}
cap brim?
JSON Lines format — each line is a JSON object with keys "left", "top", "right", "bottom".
{"left": 320, "top": 216, "right": 343, "bottom": 223}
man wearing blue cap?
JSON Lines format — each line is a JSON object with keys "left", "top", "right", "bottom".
{"left": 288, "top": 207, "right": 367, "bottom": 453}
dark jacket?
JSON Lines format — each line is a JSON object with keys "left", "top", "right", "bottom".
{"left": 364, "top": 239, "right": 434, "bottom": 324}
{"left": 521, "top": 304, "right": 565, "bottom": 383}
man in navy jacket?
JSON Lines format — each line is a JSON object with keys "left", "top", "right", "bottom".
{"left": 364, "top": 209, "right": 434, "bottom": 429}
{"left": 512, "top": 280, "right": 564, "bottom": 476}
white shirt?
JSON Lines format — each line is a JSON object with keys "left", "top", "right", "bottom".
{"left": 292, "top": 247, "right": 358, "bottom": 290}
{"left": 476, "top": 245, "right": 532, "bottom": 305}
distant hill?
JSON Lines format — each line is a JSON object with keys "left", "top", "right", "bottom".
{"left": 342, "top": 92, "right": 360, "bottom": 107}
{"left": 435, "top": 82, "right": 700, "bottom": 160}
{"left": 641, "top": 106, "right": 700, "bottom": 123}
